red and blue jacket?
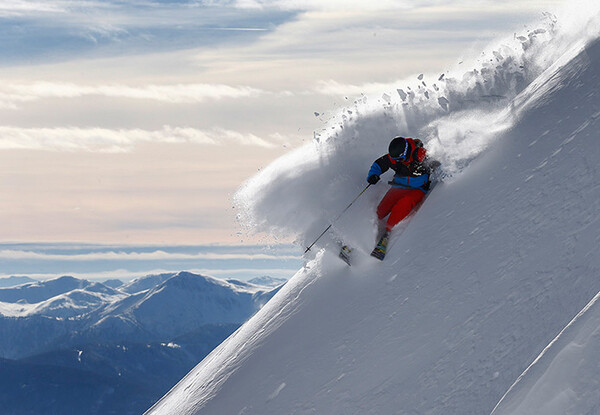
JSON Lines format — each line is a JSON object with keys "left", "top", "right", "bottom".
{"left": 367, "top": 144, "right": 435, "bottom": 193}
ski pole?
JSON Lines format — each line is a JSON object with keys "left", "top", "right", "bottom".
{"left": 304, "top": 184, "right": 371, "bottom": 254}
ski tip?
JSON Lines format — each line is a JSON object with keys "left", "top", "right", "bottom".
{"left": 370, "top": 250, "right": 386, "bottom": 261}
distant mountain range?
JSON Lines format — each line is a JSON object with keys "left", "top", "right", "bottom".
{"left": 0, "top": 272, "right": 284, "bottom": 415}
{"left": 0, "top": 276, "right": 37, "bottom": 288}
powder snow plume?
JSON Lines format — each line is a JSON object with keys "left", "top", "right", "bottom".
{"left": 235, "top": 1, "right": 600, "bottom": 252}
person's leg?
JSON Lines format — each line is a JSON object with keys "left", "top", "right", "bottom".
{"left": 385, "top": 189, "right": 425, "bottom": 231}
{"left": 376, "top": 188, "right": 405, "bottom": 220}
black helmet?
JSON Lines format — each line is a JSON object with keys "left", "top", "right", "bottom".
{"left": 388, "top": 136, "right": 408, "bottom": 160}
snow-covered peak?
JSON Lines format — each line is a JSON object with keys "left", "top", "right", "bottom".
{"left": 0, "top": 277, "right": 124, "bottom": 318}
{"left": 86, "top": 271, "right": 279, "bottom": 339}
{"left": 155, "top": 271, "right": 271, "bottom": 295}
{"left": 0, "top": 275, "right": 91, "bottom": 304}
{"left": 119, "top": 272, "right": 176, "bottom": 294}
{"left": 0, "top": 276, "right": 37, "bottom": 288}
{"left": 135, "top": 272, "right": 273, "bottom": 333}
{"left": 29, "top": 287, "right": 125, "bottom": 318}
{"left": 0, "top": 271, "right": 282, "bottom": 360}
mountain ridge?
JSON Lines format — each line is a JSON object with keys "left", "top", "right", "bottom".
{"left": 0, "top": 271, "right": 283, "bottom": 414}
{"left": 0, "top": 271, "right": 280, "bottom": 359}
{"left": 147, "top": 21, "right": 600, "bottom": 415}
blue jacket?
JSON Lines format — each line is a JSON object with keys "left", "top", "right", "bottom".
{"left": 367, "top": 154, "right": 433, "bottom": 193}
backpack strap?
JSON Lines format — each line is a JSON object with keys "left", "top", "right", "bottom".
{"left": 403, "top": 138, "right": 416, "bottom": 164}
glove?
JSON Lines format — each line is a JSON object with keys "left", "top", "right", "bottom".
{"left": 368, "top": 174, "right": 380, "bottom": 184}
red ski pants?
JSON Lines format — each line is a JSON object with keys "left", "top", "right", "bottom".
{"left": 377, "top": 188, "right": 425, "bottom": 231}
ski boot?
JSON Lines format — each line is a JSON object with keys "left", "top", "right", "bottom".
{"left": 370, "top": 230, "right": 390, "bottom": 261}
{"left": 339, "top": 245, "right": 353, "bottom": 266}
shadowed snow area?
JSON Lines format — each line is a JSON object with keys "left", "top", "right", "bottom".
{"left": 491, "top": 291, "right": 600, "bottom": 415}
{"left": 147, "top": 6, "right": 600, "bottom": 415}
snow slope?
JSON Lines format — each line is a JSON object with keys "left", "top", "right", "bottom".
{"left": 491, "top": 291, "right": 600, "bottom": 415}
{"left": 147, "top": 8, "right": 600, "bottom": 415}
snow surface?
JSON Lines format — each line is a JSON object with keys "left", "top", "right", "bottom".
{"left": 147, "top": 7, "right": 600, "bottom": 415}
{"left": 491, "top": 291, "right": 600, "bottom": 415}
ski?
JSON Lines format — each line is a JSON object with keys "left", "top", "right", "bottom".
{"left": 338, "top": 244, "right": 353, "bottom": 266}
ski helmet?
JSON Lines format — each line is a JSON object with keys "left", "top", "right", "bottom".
{"left": 388, "top": 136, "right": 408, "bottom": 160}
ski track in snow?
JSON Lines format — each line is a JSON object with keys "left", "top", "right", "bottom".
{"left": 147, "top": 6, "right": 600, "bottom": 415}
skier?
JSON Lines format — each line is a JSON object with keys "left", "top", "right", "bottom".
{"left": 367, "top": 136, "right": 439, "bottom": 260}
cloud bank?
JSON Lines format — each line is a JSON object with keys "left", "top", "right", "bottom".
{"left": 0, "top": 125, "right": 278, "bottom": 152}
{"left": 2, "top": 82, "right": 265, "bottom": 106}
{"left": 0, "top": 249, "right": 300, "bottom": 262}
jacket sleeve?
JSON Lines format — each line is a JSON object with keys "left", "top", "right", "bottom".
{"left": 367, "top": 155, "right": 391, "bottom": 182}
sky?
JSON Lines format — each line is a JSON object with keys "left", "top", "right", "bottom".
{"left": 0, "top": 0, "right": 566, "bottom": 279}
{"left": 0, "top": 241, "right": 302, "bottom": 282}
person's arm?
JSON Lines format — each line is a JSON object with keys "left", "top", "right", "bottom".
{"left": 367, "top": 155, "right": 391, "bottom": 184}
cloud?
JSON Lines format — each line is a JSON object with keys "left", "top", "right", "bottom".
{"left": 0, "top": 0, "right": 287, "bottom": 65}
{"left": 1, "top": 82, "right": 265, "bottom": 107}
{"left": 211, "top": 0, "right": 564, "bottom": 76}
{"left": 0, "top": 267, "right": 298, "bottom": 282}
{"left": 234, "top": 0, "right": 412, "bottom": 11}
{"left": 236, "top": 0, "right": 562, "bottom": 12}
{"left": 0, "top": 243, "right": 302, "bottom": 283}
{"left": 0, "top": 125, "right": 277, "bottom": 152}
{"left": 312, "top": 80, "right": 402, "bottom": 97}
{"left": 0, "top": 249, "right": 301, "bottom": 261}
{"left": 0, "top": 0, "right": 572, "bottom": 249}
{"left": 0, "top": 0, "right": 67, "bottom": 17}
